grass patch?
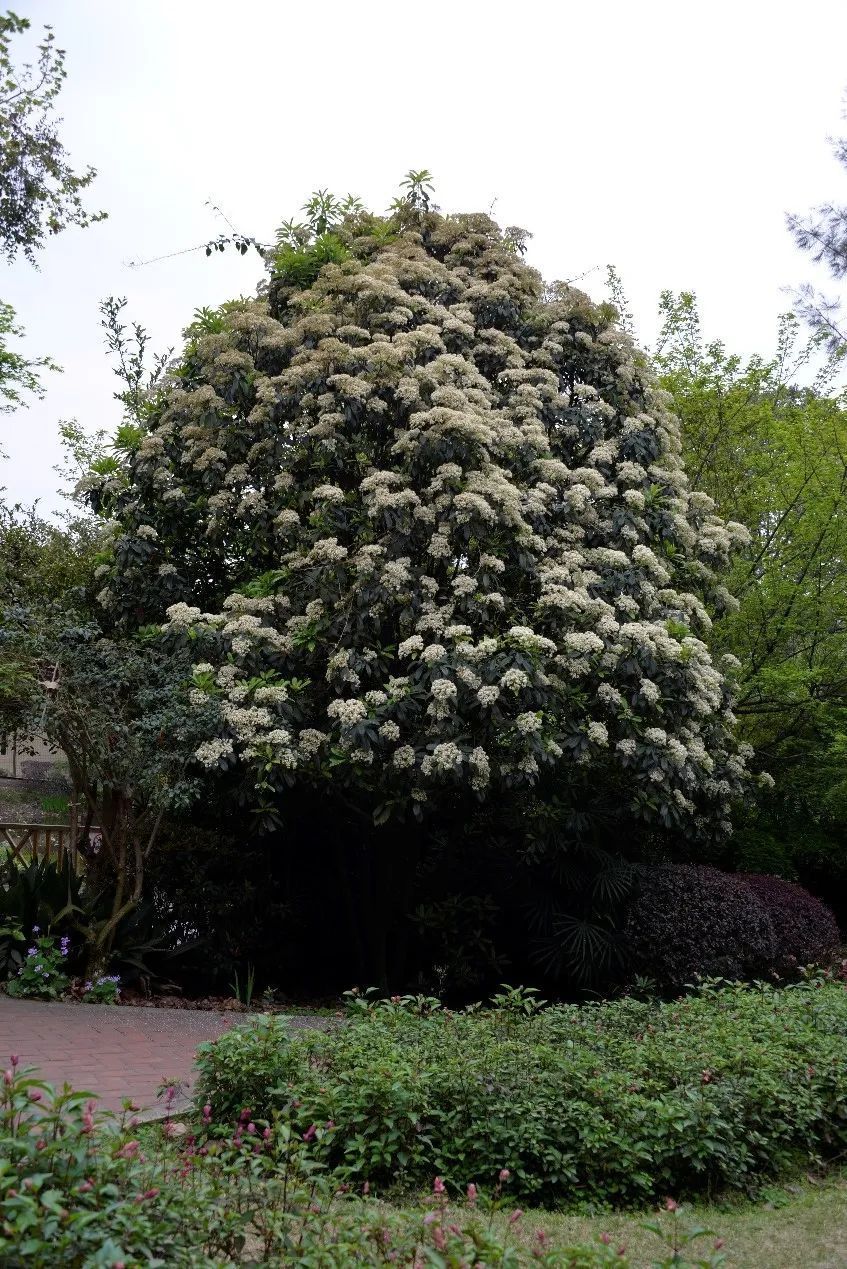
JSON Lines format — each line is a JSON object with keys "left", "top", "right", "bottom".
{"left": 506, "top": 1173, "right": 847, "bottom": 1267}
{"left": 40, "top": 793, "right": 69, "bottom": 818}
{"left": 151, "top": 1109, "right": 847, "bottom": 1268}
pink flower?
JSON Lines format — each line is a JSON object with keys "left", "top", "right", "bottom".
{"left": 466, "top": 1182, "right": 478, "bottom": 1204}
{"left": 262, "top": 1127, "right": 272, "bottom": 1141}
{"left": 433, "top": 1176, "right": 446, "bottom": 1194}
{"left": 9, "top": 1055, "right": 18, "bottom": 1067}
{"left": 302, "top": 1123, "right": 317, "bottom": 1142}
{"left": 28, "top": 1089, "right": 42, "bottom": 1102}
{"left": 3, "top": 1070, "right": 12, "bottom": 1087}
{"left": 509, "top": 1209, "right": 523, "bottom": 1225}
{"left": 363, "top": 1181, "right": 370, "bottom": 1195}
{"left": 600, "top": 1232, "right": 612, "bottom": 1245}
{"left": 665, "top": 1198, "right": 679, "bottom": 1212}
{"left": 247, "top": 1122, "right": 256, "bottom": 1135}
{"left": 498, "top": 1168, "right": 510, "bottom": 1182}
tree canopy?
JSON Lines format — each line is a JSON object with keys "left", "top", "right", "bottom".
{"left": 0, "top": 9, "right": 105, "bottom": 264}
{"left": 84, "top": 195, "right": 754, "bottom": 858}
{"left": 788, "top": 96, "right": 847, "bottom": 353}
{"left": 655, "top": 289, "right": 847, "bottom": 893}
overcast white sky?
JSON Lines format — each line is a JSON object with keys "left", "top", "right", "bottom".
{"left": 3, "top": 0, "right": 847, "bottom": 512}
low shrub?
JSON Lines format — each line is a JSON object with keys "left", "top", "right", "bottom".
{"left": 82, "top": 972, "right": 121, "bottom": 1004}
{"left": 739, "top": 873, "right": 839, "bottom": 972}
{"left": 623, "top": 864, "right": 840, "bottom": 992}
{"left": 623, "top": 864, "right": 778, "bottom": 991}
{"left": 4, "top": 932, "right": 69, "bottom": 1000}
{"left": 0, "top": 1062, "right": 223, "bottom": 1266}
{"left": 0, "top": 1059, "right": 724, "bottom": 1267}
{"left": 195, "top": 978, "right": 847, "bottom": 1207}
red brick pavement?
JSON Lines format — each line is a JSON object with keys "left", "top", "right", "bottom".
{"left": 0, "top": 997, "right": 247, "bottom": 1114}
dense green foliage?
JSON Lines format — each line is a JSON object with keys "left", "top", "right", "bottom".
{"left": 0, "top": 1059, "right": 726, "bottom": 1267}
{"left": 655, "top": 293, "right": 847, "bottom": 906}
{"left": 0, "top": 502, "right": 96, "bottom": 606}
{"left": 0, "top": 614, "right": 214, "bottom": 973}
{"left": 196, "top": 978, "right": 847, "bottom": 1206}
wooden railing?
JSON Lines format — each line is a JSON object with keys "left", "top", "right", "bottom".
{"left": 0, "top": 823, "right": 97, "bottom": 873}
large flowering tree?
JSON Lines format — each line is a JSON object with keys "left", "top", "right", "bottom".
{"left": 84, "top": 185, "right": 756, "bottom": 983}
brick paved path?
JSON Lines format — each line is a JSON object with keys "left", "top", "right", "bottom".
{"left": 0, "top": 997, "right": 318, "bottom": 1115}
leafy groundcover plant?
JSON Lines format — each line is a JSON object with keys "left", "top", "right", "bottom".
{"left": 195, "top": 978, "right": 847, "bottom": 1207}
{"left": 0, "top": 1059, "right": 726, "bottom": 1267}
{"left": 5, "top": 932, "right": 70, "bottom": 1000}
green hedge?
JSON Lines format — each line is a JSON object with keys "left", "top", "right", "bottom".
{"left": 0, "top": 1060, "right": 724, "bottom": 1267}
{"left": 196, "top": 979, "right": 847, "bottom": 1205}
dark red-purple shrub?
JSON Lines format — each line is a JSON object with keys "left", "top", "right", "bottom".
{"left": 623, "top": 863, "right": 778, "bottom": 992}
{"left": 739, "top": 873, "right": 839, "bottom": 972}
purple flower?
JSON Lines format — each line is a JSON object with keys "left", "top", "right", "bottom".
{"left": 26, "top": 948, "right": 36, "bottom": 958}
{"left": 84, "top": 981, "right": 93, "bottom": 992}
{"left": 31, "top": 926, "right": 40, "bottom": 935}
{"left": 60, "top": 937, "right": 71, "bottom": 956}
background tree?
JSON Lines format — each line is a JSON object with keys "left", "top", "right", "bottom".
{"left": 788, "top": 95, "right": 847, "bottom": 353}
{"left": 0, "top": 9, "right": 105, "bottom": 263}
{"left": 0, "top": 299, "right": 57, "bottom": 417}
{"left": 79, "top": 185, "right": 756, "bottom": 987}
{"left": 0, "top": 501, "right": 97, "bottom": 607}
{"left": 0, "top": 7, "right": 104, "bottom": 449}
{"left": 0, "top": 606, "right": 214, "bottom": 975}
{"left": 655, "top": 291, "right": 847, "bottom": 907}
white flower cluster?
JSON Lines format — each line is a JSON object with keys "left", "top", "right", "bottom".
{"left": 195, "top": 738, "right": 234, "bottom": 767}
{"left": 326, "top": 698, "right": 367, "bottom": 727}
{"left": 107, "top": 206, "right": 752, "bottom": 835}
